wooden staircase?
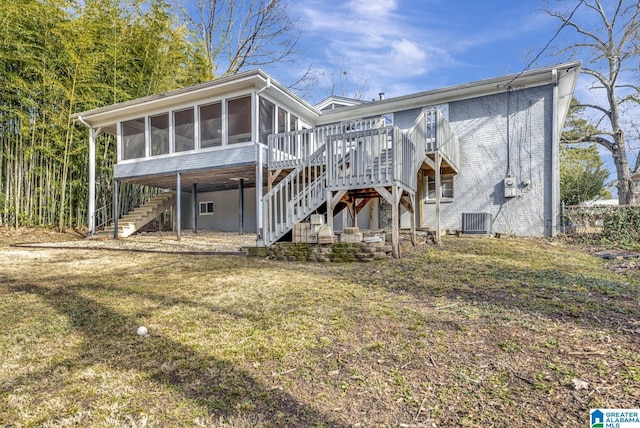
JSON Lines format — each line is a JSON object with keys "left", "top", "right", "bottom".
{"left": 262, "top": 110, "right": 460, "bottom": 252}
{"left": 96, "top": 191, "right": 176, "bottom": 238}
{"left": 263, "top": 120, "right": 417, "bottom": 246}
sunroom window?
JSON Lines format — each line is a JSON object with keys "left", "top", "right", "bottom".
{"left": 174, "top": 108, "right": 195, "bottom": 152}
{"left": 228, "top": 96, "right": 252, "bottom": 144}
{"left": 277, "top": 107, "right": 287, "bottom": 133}
{"left": 150, "top": 114, "right": 169, "bottom": 156}
{"left": 289, "top": 113, "right": 298, "bottom": 132}
{"left": 122, "top": 117, "right": 145, "bottom": 160}
{"left": 200, "top": 102, "right": 222, "bottom": 149}
{"left": 259, "top": 98, "right": 274, "bottom": 145}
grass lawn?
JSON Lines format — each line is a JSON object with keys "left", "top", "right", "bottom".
{"left": 1, "top": 228, "right": 639, "bottom": 427}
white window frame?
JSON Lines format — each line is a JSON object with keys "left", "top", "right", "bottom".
{"left": 425, "top": 174, "right": 454, "bottom": 201}
{"left": 199, "top": 201, "right": 214, "bottom": 216}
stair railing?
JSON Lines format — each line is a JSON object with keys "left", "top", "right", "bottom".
{"left": 326, "top": 125, "right": 416, "bottom": 192}
{"left": 394, "top": 127, "right": 417, "bottom": 191}
{"left": 262, "top": 145, "right": 328, "bottom": 245}
{"left": 434, "top": 110, "right": 460, "bottom": 172}
{"left": 262, "top": 117, "right": 387, "bottom": 245}
{"left": 408, "top": 109, "right": 460, "bottom": 173}
{"left": 94, "top": 204, "right": 113, "bottom": 230}
{"left": 267, "top": 118, "right": 385, "bottom": 170}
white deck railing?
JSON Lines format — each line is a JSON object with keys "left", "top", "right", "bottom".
{"left": 422, "top": 109, "right": 460, "bottom": 172}
{"left": 261, "top": 112, "right": 462, "bottom": 245}
{"left": 262, "top": 146, "right": 328, "bottom": 245}
{"left": 326, "top": 126, "right": 416, "bottom": 192}
{"left": 268, "top": 118, "right": 384, "bottom": 170}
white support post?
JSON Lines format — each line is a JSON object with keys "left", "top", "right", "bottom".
{"left": 176, "top": 172, "right": 181, "bottom": 241}
{"left": 256, "top": 145, "right": 264, "bottom": 243}
{"left": 192, "top": 183, "right": 197, "bottom": 234}
{"left": 435, "top": 151, "right": 442, "bottom": 243}
{"left": 88, "top": 128, "right": 96, "bottom": 235}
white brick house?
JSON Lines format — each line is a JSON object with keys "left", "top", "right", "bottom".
{"left": 72, "top": 62, "right": 580, "bottom": 254}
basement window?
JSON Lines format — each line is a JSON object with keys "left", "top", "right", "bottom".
{"left": 199, "top": 201, "right": 214, "bottom": 215}
{"left": 425, "top": 174, "right": 454, "bottom": 201}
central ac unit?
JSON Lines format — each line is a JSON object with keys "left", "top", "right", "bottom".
{"left": 462, "top": 212, "right": 492, "bottom": 234}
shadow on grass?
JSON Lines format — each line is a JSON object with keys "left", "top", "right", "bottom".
{"left": 11, "top": 242, "right": 245, "bottom": 256}
{"left": 5, "top": 282, "right": 346, "bottom": 427}
{"left": 348, "top": 244, "right": 640, "bottom": 338}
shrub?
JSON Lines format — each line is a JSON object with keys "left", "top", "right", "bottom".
{"left": 601, "top": 206, "right": 640, "bottom": 250}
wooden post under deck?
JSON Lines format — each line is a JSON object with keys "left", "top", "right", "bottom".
{"left": 326, "top": 189, "right": 333, "bottom": 232}
{"left": 176, "top": 172, "right": 181, "bottom": 241}
{"left": 113, "top": 179, "right": 119, "bottom": 239}
{"left": 192, "top": 183, "right": 197, "bottom": 234}
{"left": 238, "top": 178, "right": 244, "bottom": 234}
{"left": 391, "top": 186, "right": 399, "bottom": 258}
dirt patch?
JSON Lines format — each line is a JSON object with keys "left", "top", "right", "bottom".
{"left": 4, "top": 228, "right": 257, "bottom": 253}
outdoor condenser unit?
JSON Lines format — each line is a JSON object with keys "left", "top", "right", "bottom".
{"left": 461, "top": 213, "right": 493, "bottom": 235}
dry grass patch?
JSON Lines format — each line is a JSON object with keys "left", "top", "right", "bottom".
{"left": 1, "top": 229, "right": 639, "bottom": 427}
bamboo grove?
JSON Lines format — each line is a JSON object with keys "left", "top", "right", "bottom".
{"left": 0, "top": 0, "right": 211, "bottom": 230}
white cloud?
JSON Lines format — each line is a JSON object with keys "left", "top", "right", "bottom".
{"left": 388, "top": 39, "right": 427, "bottom": 75}
{"left": 346, "top": 0, "right": 397, "bottom": 16}
{"left": 286, "top": 0, "right": 562, "bottom": 101}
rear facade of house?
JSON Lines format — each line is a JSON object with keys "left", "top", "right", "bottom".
{"left": 73, "top": 62, "right": 580, "bottom": 250}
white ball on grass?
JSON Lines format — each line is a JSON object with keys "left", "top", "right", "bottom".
{"left": 136, "top": 326, "right": 148, "bottom": 336}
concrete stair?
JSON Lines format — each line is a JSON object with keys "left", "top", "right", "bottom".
{"left": 96, "top": 191, "right": 176, "bottom": 238}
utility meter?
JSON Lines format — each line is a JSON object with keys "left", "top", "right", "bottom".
{"left": 504, "top": 174, "right": 517, "bottom": 198}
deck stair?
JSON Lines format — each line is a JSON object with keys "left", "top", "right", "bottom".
{"left": 97, "top": 191, "right": 176, "bottom": 238}
{"left": 263, "top": 120, "right": 409, "bottom": 245}
{"left": 262, "top": 111, "right": 460, "bottom": 247}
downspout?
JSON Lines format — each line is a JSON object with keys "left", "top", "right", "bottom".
{"left": 551, "top": 69, "right": 559, "bottom": 237}
{"left": 77, "top": 116, "right": 96, "bottom": 236}
{"left": 255, "top": 77, "right": 272, "bottom": 96}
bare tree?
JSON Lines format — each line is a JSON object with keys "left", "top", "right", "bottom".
{"left": 548, "top": 0, "right": 640, "bottom": 204}
{"left": 290, "top": 58, "right": 371, "bottom": 104}
{"left": 178, "top": 0, "right": 300, "bottom": 77}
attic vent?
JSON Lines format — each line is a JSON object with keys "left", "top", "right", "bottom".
{"left": 462, "top": 213, "right": 492, "bottom": 235}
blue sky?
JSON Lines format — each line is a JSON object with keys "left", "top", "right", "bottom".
{"left": 261, "top": 0, "right": 636, "bottom": 195}
{"left": 271, "top": 0, "right": 567, "bottom": 104}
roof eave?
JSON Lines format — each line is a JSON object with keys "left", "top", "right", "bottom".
{"left": 72, "top": 69, "right": 320, "bottom": 127}
{"left": 317, "top": 61, "right": 582, "bottom": 124}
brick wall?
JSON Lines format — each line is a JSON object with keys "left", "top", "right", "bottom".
{"left": 421, "top": 84, "right": 554, "bottom": 236}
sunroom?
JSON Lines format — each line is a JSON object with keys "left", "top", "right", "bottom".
{"left": 72, "top": 69, "right": 318, "bottom": 239}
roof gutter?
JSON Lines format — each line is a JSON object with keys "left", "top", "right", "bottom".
{"left": 76, "top": 115, "right": 91, "bottom": 128}
{"left": 255, "top": 77, "right": 271, "bottom": 95}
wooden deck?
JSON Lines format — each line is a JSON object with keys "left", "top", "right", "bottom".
{"left": 262, "top": 111, "right": 460, "bottom": 256}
